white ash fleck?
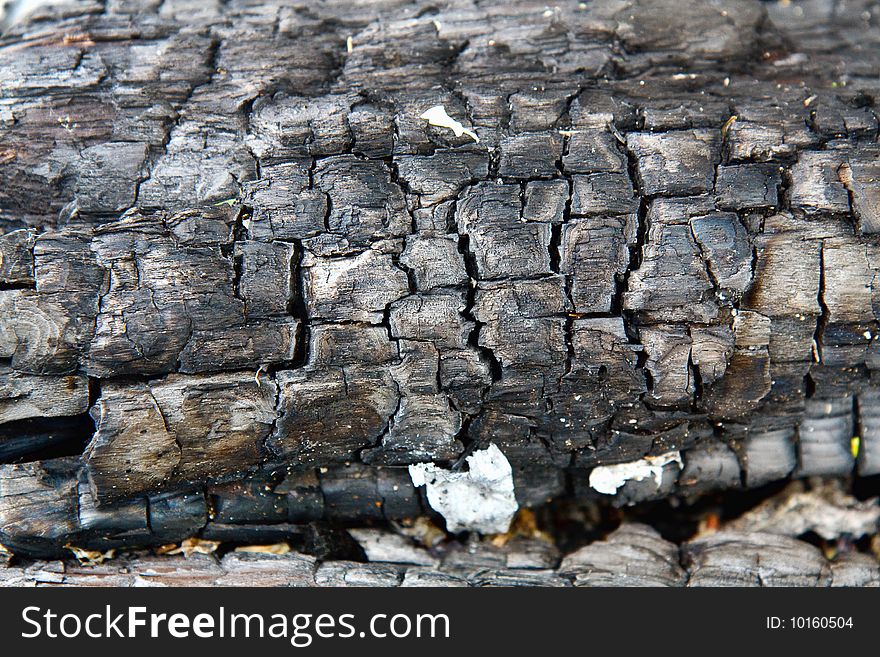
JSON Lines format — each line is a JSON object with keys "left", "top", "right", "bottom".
{"left": 419, "top": 105, "right": 479, "bottom": 143}
{"left": 408, "top": 443, "right": 517, "bottom": 533}
{"left": 589, "top": 451, "right": 683, "bottom": 495}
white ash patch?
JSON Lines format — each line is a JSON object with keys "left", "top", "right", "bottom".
{"left": 419, "top": 105, "right": 479, "bottom": 143}
{"left": 589, "top": 451, "right": 683, "bottom": 495}
{"left": 408, "top": 443, "right": 517, "bottom": 533}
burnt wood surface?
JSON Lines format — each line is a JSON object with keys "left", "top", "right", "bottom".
{"left": 1, "top": 0, "right": 880, "bottom": 574}
{"left": 3, "top": 522, "right": 879, "bottom": 587}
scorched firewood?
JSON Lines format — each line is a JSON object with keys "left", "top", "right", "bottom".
{"left": 1, "top": 0, "right": 880, "bottom": 561}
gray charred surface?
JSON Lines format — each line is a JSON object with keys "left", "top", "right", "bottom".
{"left": 2, "top": 522, "right": 878, "bottom": 587}
{"left": 1, "top": 0, "right": 880, "bottom": 566}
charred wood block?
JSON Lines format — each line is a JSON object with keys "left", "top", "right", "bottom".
{"left": 559, "top": 216, "right": 635, "bottom": 313}
{"left": 715, "top": 164, "right": 781, "bottom": 210}
{"left": 509, "top": 90, "right": 571, "bottom": 132}
{"left": 821, "top": 236, "right": 874, "bottom": 368}
{"left": 269, "top": 366, "right": 397, "bottom": 466}
{"left": 683, "top": 531, "right": 831, "bottom": 587}
{"left": 678, "top": 442, "right": 742, "bottom": 494}
{"left": 523, "top": 180, "right": 569, "bottom": 224}
{"left": 313, "top": 156, "right": 410, "bottom": 244}
{"left": 243, "top": 161, "right": 327, "bottom": 241}
{"left": 309, "top": 324, "right": 397, "bottom": 367}
{"left": 742, "top": 428, "right": 797, "bottom": 488}
{"left": 319, "top": 464, "right": 387, "bottom": 523}
{"left": 796, "top": 397, "right": 855, "bottom": 477}
{"left": 498, "top": 133, "right": 563, "bottom": 179}
{"left": 247, "top": 94, "right": 352, "bottom": 160}
{"left": 348, "top": 105, "right": 395, "bottom": 159}
{"left": 138, "top": 127, "right": 255, "bottom": 211}
{"left": 789, "top": 149, "right": 851, "bottom": 215}
{"left": 624, "top": 220, "right": 717, "bottom": 323}
{"left": 178, "top": 319, "right": 299, "bottom": 374}
{"left": 571, "top": 173, "right": 638, "bottom": 216}
{"left": 164, "top": 208, "right": 239, "bottom": 249}
{"left": 474, "top": 278, "right": 569, "bottom": 369}
{"left": 235, "top": 241, "right": 296, "bottom": 319}
{"left": 563, "top": 129, "right": 627, "bottom": 174}
{"left": 397, "top": 150, "right": 489, "bottom": 206}
{"left": 302, "top": 250, "right": 409, "bottom": 324}
{"left": 0, "top": 459, "right": 79, "bottom": 557}
{"left": 85, "top": 373, "right": 277, "bottom": 501}
{"left": 76, "top": 142, "right": 148, "bottom": 215}
{"left": 275, "top": 470, "right": 326, "bottom": 523}
{"left": 209, "top": 474, "right": 289, "bottom": 525}
{"left": 389, "top": 292, "right": 472, "bottom": 349}
{"left": 725, "top": 103, "right": 816, "bottom": 162}
{"left": 148, "top": 490, "right": 208, "bottom": 543}
{"left": 455, "top": 182, "right": 553, "bottom": 279}
{"left": 0, "top": 370, "right": 88, "bottom": 424}
{"left": 399, "top": 234, "right": 468, "bottom": 290}
{"left": 559, "top": 524, "right": 686, "bottom": 587}
{"left": 0, "top": 289, "right": 95, "bottom": 374}
{"left": 363, "top": 392, "right": 464, "bottom": 465}
{"left": 86, "top": 213, "right": 245, "bottom": 377}
{"left": 76, "top": 472, "right": 149, "bottom": 537}
{"left": 689, "top": 213, "right": 752, "bottom": 295}
{"left": 627, "top": 130, "right": 719, "bottom": 196}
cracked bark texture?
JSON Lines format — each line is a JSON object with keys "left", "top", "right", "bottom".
{"left": 2, "top": 0, "right": 880, "bottom": 564}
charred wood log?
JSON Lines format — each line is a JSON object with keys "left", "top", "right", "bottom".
{"left": 1, "top": 0, "right": 880, "bottom": 564}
